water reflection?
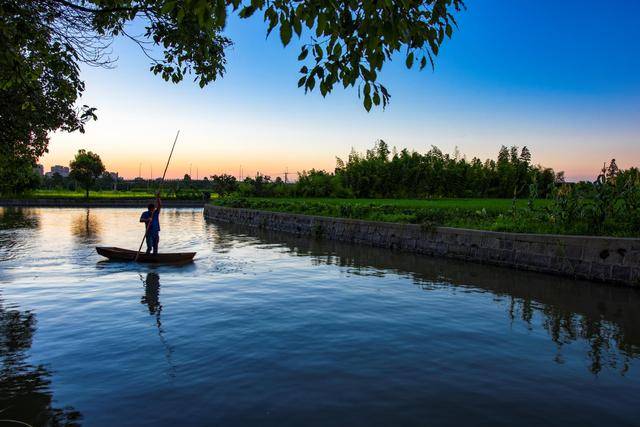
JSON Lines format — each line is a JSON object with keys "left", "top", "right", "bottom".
{"left": 139, "top": 272, "right": 175, "bottom": 377}
{"left": 0, "top": 207, "right": 40, "bottom": 230}
{"left": 71, "top": 208, "right": 102, "bottom": 244}
{"left": 0, "top": 208, "right": 40, "bottom": 264}
{"left": 210, "top": 222, "right": 640, "bottom": 375}
{"left": 0, "top": 294, "right": 82, "bottom": 426}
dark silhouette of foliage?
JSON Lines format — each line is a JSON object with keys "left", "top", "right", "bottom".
{"left": 0, "top": 294, "right": 82, "bottom": 426}
{"left": 217, "top": 150, "right": 639, "bottom": 236}
{"left": 0, "top": 0, "right": 465, "bottom": 181}
{"left": 0, "top": 156, "right": 40, "bottom": 196}
{"left": 69, "top": 149, "right": 106, "bottom": 197}
{"left": 234, "top": 141, "right": 560, "bottom": 200}
{"left": 210, "top": 174, "right": 238, "bottom": 197}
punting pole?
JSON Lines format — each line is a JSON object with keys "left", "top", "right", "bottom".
{"left": 135, "top": 130, "right": 180, "bottom": 262}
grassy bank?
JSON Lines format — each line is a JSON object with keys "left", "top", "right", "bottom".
{"left": 5, "top": 189, "right": 205, "bottom": 199}
{"left": 211, "top": 197, "right": 637, "bottom": 237}
{"left": 212, "top": 197, "right": 551, "bottom": 232}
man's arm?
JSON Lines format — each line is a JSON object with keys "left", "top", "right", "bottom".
{"left": 156, "top": 192, "right": 161, "bottom": 212}
{"left": 140, "top": 212, "right": 150, "bottom": 223}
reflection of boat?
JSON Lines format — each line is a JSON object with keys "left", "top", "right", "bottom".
{"left": 96, "top": 246, "right": 196, "bottom": 263}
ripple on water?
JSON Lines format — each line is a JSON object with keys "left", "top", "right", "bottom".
{"left": 0, "top": 207, "right": 639, "bottom": 427}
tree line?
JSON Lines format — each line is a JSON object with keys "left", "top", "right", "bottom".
{"left": 216, "top": 141, "right": 563, "bottom": 199}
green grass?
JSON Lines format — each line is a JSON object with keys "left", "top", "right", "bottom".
{"left": 234, "top": 197, "right": 551, "bottom": 210}
{"left": 211, "top": 196, "right": 638, "bottom": 237}
{"left": 23, "top": 189, "right": 165, "bottom": 199}
{"left": 5, "top": 189, "right": 210, "bottom": 199}
{"left": 211, "top": 197, "right": 576, "bottom": 235}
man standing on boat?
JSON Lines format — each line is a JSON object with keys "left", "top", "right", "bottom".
{"left": 140, "top": 192, "right": 161, "bottom": 254}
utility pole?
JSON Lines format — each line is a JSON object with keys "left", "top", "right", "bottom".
{"left": 139, "top": 163, "right": 142, "bottom": 179}
{"left": 189, "top": 163, "right": 192, "bottom": 178}
{"left": 284, "top": 167, "right": 289, "bottom": 183}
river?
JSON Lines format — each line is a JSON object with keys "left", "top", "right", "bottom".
{"left": 1, "top": 207, "right": 639, "bottom": 426}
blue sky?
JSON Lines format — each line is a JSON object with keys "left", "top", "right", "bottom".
{"left": 44, "top": 0, "right": 640, "bottom": 181}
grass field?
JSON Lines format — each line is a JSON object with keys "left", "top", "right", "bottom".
{"left": 211, "top": 197, "right": 568, "bottom": 235}
{"left": 24, "top": 190, "right": 164, "bottom": 199}
{"left": 232, "top": 197, "right": 552, "bottom": 210}
{"left": 5, "top": 189, "right": 204, "bottom": 199}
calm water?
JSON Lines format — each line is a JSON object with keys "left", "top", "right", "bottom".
{"left": 1, "top": 207, "right": 639, "bottom": 426}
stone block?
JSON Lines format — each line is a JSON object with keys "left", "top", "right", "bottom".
{"left": 203, "top": 205, "right": 640, "bottom": 286}
{"left": 499, "top": 239, "right": 514, "bottom": 251}
{"left": 612, "top": 265, "right": 632, "bottom": 283}
{"left": 483, "top": 237, "right": 501, "bottom": 250}
{"left": 589, "top": 263, "right": 612, "bottom": 281}
{"left": 514, "top": 240, "right": 530, "bottom": 253}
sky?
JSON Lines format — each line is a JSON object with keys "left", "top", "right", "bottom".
{"left": 42, "top": 0, "right": 640, "bottom": 181}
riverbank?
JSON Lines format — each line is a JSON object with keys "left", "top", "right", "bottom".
{"left": 211, "top": 197, "right": 639, "bottom": 237}
{"left": 204, "top": 204, "right": 640, "bottom": 287}
{"left": 0, "top": 198, "right": 205, "bottom": 208}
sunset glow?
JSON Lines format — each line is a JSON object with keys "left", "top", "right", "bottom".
{"left": 41, "top": 1, "right": 639, "bottom": 182}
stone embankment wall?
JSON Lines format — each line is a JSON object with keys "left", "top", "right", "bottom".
{"left": 204, "top": 205, "right": 640, "bottom": 287}
{"left": 0, "top": 198, "right": 205, "bottom": 208}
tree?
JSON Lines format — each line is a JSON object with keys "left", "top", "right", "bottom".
{"left": 520, "top": 146, "right": 532, "bottom": 165}
{"left": 1, "top": 0, "right": 97, "bottom": 183}
{"left": 50, "top": 172, "right": 66, "bottom": 189}
{"left": 0, "top": 155, "right": 40, "bottom": 196}
{"left": 606, "top": 159, "right": 619, "bottom": 182}
{"left": 210, "top": 174, "right": 237, "bottom": 196}
{"left": 69, "top": 149, "right": 105, "bottom": 197}
{"left": 1, "top": 0, "right": 465, "bottom": 175}
{"left": 98, "top": 171, "right": 115, "bottom": 190}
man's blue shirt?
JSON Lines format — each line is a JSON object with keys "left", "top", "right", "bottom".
{"left": 140, "top": 209, "right": 160, "bottom": 233}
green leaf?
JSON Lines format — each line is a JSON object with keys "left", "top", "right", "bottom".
{"left": 298, "top": 48, "right": 308, "bottom": 60}
{"left": 161, "top": 1, "right": 176, "bottom": 14}
{"left": 306, "top": 76, "right": 316, "bottom": 91}
{"left": 405, "top": 52, "right": 414, "bottom": 69}
{"left": 280, "top": 22, "right": 292, "bottom": 46}
{"left": 364, "top": 94, "right": 372, "bottom": 112}
{"left": 333, "top": 43, "right": 342, "bottom": 57}
{"left": 293, "top": 18, "right": 302, "bottom": 37}
{"left": 420, "top": 56, "right": 427, "bottom": 70}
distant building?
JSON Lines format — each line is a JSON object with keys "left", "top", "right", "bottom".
{"left": 34, "top": 164, "right": 44, "bottom": 176}
{"left": 50, "top": 165, "right": 70, "bottom": 177}
{"left": 107, "top": 172, "right": 119, "bottom": 190}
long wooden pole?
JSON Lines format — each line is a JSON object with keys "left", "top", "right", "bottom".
{"left": 135, "top": 130, "right": 180, "bottom": 261}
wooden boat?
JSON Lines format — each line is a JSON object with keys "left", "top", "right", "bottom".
{"left": 96, "top": 246, "right": 196, "bottom": 264}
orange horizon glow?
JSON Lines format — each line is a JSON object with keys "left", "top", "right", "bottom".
{"left": 40, "top": 134, "right": 631, "bottom": 183}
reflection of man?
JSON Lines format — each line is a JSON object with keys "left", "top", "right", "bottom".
{"left": 142, "top": 272, "right": 160, "bottom": 315}
{"left": 139, "top": 193, "right": 161, "bottom": 254}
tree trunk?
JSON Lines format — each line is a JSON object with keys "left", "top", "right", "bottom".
{"left": 85, "top": 188, "right": 89, "bottom": 198}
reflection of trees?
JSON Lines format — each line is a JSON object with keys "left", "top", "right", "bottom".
{"left": 0, "top": 208, "right": 40, "bottom": 265}
{"left": 208, "top": 221, "right": 640, "bottom": 376}
{"left": 505, "top": 295, "right": 639, "bottom": 375}
{"left": 0, "top": 294, "right": 82, "bottom": 426}
{"left": 140, "top": 272, "right": 175, "bottom": 377}
{"left": 70, "top": 208, "right": 102, "bottom": 243}
{"left": 0, "top": 208, "right": 40, "bottom": 230}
